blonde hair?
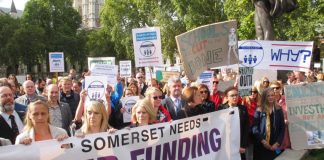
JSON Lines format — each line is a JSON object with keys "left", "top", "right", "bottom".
{"left": 81, "top": 101, "right": 109, "bottom": 134}
{"left": 131, "top": 99, "right": 156, "bottom": 124}
{"left": 144, "top": 87, "right": 162, "bottom": 98}
{"left": 24, "top": 100, "right": 50, "bottom": 132}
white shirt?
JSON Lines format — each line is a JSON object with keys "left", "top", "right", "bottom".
{"left": 0, "top": 111, "right": 24, "bottom": 133}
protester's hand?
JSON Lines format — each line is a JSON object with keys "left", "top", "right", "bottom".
{"left": 120, "top": 107, "right": 126, "bottom": 113}
{"left": 239, "top": 148, "right": 246, "bottom": 153}
{"left": 56, "top": 134, "right": 69, "bottom": 141}
{"left": 285, "top": 119, "right": 289, "bottom": 125}
{"left": 80, "top": 90, "right": 87, "bottom": 101}
{"left": 271, "top": 143, "right": 280, "bottom": 151}
{"left": 107, "top": 128, "right": 117, "bottom": 134}
{"left": 261, "top": 140, "right": 272, "bottom": 150}
{"left": 20, "top": 137, "right": 32, "bottom": 145}
{"left": 75, "top": 132, "right": 85, "bottom": 138}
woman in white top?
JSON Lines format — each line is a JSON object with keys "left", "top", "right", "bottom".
{"left": 15, "top": 100, "right": 68, "bottom": 145}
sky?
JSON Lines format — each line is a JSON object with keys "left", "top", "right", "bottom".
{"left": 0, "top": 0, "right": 29, "bottom": 10}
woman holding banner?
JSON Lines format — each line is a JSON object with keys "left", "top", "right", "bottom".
{"left": 15, "top": 100, "right": 68, "bottom": 145}
{"left": 198, "top": 84, "right": 216, "bottom": 113}
{"left": 75, "top": 101, "right": 116, "bottom": 136}
{"left": 145, "top": 87, "right": 171, "bottom": 123}
{"left": 218, "top": 86, "right": 249, "bottom": 160}
{"left": 252, "top": 88, "right": 285, "bottom": 160}
{"left": 130, "top": 99, "right": 156, "bottom": 127}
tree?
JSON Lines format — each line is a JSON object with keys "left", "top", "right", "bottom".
{"left": 23, "top": 0, "right": 82, "bottom": 71}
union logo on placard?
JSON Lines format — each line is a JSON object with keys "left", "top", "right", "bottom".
{"left": 124, "top": 99, "right": 136, "bottom": 114}
{"left": 239, "top": 41, "right": 264, "bottom": 67}
{"left": 139, "top": 41, "right": 155, "bottom": 57}
{"left": 87, "top": 81, "right": 105, "bottom": 101}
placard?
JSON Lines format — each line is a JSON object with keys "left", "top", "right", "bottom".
{"left": 49, "top": 52, "right": 64, "bottom": 72}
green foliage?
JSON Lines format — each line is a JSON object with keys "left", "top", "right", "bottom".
{"left": 86, "top": 29, "right": 115, "bottom": 58}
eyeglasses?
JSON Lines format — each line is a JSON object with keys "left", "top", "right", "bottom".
{"left": 229, "top": 94, "right": 238, "bottom": 98}
{"left": 213, "top": 81, "right": 219, "bottom": 85}
{"left": 200, "top": 90, "right": 208, "bottom": 94}
{"left": 136, "top": 76, "right": 144, "bottom": 79}
{"left": 152, "top": 96, "right": 163, "bottom": 100}
{"left": 272, "top": 87, "right": 280, "bottom": 90}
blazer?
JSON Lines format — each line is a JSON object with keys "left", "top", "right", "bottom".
{"left": 140, "top": 83, "right": 148, "bottom": 96}
{"left": 14, "top": 94, "right": 47, "bottom": 106}
{"left": 161, "top": 96, "right": 186, "bottom": 120}
{"left": 15, "top": 125, "right": 67, "bottom": 144}
{"left": 58, "top": 102, "right": 73, "bottom": 136}
{"left": 0, "top": 115, "right": 21, "bottom": 144}
{"left": 218, "top": 103, "right": 249, "bottom": 148}
{"left": 60, "top": 90, "right": 80, "bottom": 118}
{"left": 252, "top": 107, "right": 285, "bottom": 146}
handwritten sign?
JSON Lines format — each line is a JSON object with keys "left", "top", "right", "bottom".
{"left": 176, "top": 20, "right": 238, "bottom": 81}
{"left": 238, "top": 67, "right": 253, "bottom": 97}
{"left": 285, "top": 82, "right": 324, "bottom": 150}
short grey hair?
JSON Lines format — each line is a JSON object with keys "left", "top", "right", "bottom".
{"left": 167, "top": 76, "right": 181, "bottom": 87}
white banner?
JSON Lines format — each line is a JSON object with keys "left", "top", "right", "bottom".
{"left": 90, "top": 64, "right": 118, "bottom": 86}
{"left": 84, "top": 76, "right": 108, "bottom": 106}
{"left": 121, "top": 96, "right": 140, "bottom": 123}
{"left": 238, "top": 40, "right": 313, "bottom": 71}
{"left": 88, "top": 57, "right": 115, "bottom": 69}
{"left": 119, "top": 60, "right": 132, "bottom": 77}
{"left": 0, "top": 109, "right": 241, "bottom": 160}
{"left": 132, "top": 27, "right": 163, "bottom": 67}
{"left": 49, "top": 52, "right": 64, "bottom": 72}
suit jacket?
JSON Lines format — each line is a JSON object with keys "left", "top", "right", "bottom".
{"left": 60, "top": 90, "right": 80, "bottom": 118}
{"left": 218, "top": 103, "right": 249, "bottom": 148}
{"left": 0, "top": 113, "right": 23, "bottom": 144}
{"left": 161, "top": 97, "right": 186, "bottom": 120}
{"left": 58, "top": 102, "right": 73, "bottom": 136}
{"left": 140, "top": 83, "right": 148, "bottom": 96}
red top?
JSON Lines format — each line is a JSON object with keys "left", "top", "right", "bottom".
{"left": 242, "top": 96, "right": 258, "bottom": 127}
{"left": 155, "top": 105, "right": 172, "bottom": 123}
{"left": 210, "top": 92, "right": 222, "bottom": 110}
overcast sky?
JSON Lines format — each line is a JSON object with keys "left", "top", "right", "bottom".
{"left": 0, "top": 0, "right": 29, "bottom": 10}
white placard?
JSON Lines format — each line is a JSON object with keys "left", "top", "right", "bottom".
{"left": 88, "top": 57, "right": 115, "bottom": 69}
{"left": 90, "top": 64, "right": 118, "bottom": 86}
{"left": 84, "top": 76, "right": 108, "bottom": 106}
{"left": 49, "top": 52, "right": 64, "bottom": 72}
{"left": 132, "top": 27, "right": 163, "bottom": 67}
{"left": 119, "top": 60, "right": 132, "bottom": 77}
{"left": 121, "top": 96, "right": 139, "bottom": 123}
{"left": 238, "top": 40, "right": 314, "bottom": 72}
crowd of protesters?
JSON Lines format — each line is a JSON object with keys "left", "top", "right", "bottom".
{"left": 0, "top": 68, "right": 323, "bottom": 160}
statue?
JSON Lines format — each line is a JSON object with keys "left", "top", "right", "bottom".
{"left": 253, "top": 0, "right": 298, "bottom": 40}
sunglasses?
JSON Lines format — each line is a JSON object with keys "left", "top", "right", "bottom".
{"left": 263, "top": 81, "right": 269, "bottom": 83}
{"left": 272, "top": 87, "right": 280, "bottom": 90}
{"left": 213, "top": 81, "right": 219, "bottom": 84}
{"left": 153, "top": 96, "right": 163, "bottom": 100}
{"left": 200, "top": 90, "right": 208, "bottom": 94}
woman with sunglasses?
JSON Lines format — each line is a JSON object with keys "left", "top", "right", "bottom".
{"left": 270, "top": 81, "right": 290, "bottom": 149}
{"left": 242, "top": 86, "right": 261, "bottom": 160}
{"left": 176, "top": 86, "right": 205, "bottom": 119}
{"left": 198, "top": 84, "right": 215, "bottom": 113}
{"left": 145, "top": 87, "right": 171, "bottom": 123}
{"left": 218, "top": 86, "right": 249, "bottom": 160}
{"left": 252, "top": 88, "right": 285, "bottom": 160}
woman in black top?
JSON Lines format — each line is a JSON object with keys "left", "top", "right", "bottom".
{"left": 176, "top": 86, "right": 205, "bottom": 119}
{"left": 198, "top": 84, "right": 216, "bottom": 113}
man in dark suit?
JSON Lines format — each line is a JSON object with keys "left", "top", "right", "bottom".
{"left": 161, "top": 77, "right": 186, "bottom": 120}
{"left": 136, "top": 72, "right": 148, "bottom": 96}
{"left": 0, "top": 86, "right": 24, "bottom": 144}
{"left": 218, "top": 86, "right": 249, "bottom": 160}
{"left": 47, "top": 84, "right": 72, "bottom": 135}
{"left": 60, "top": 77, "right": 80, "bottom": 118}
